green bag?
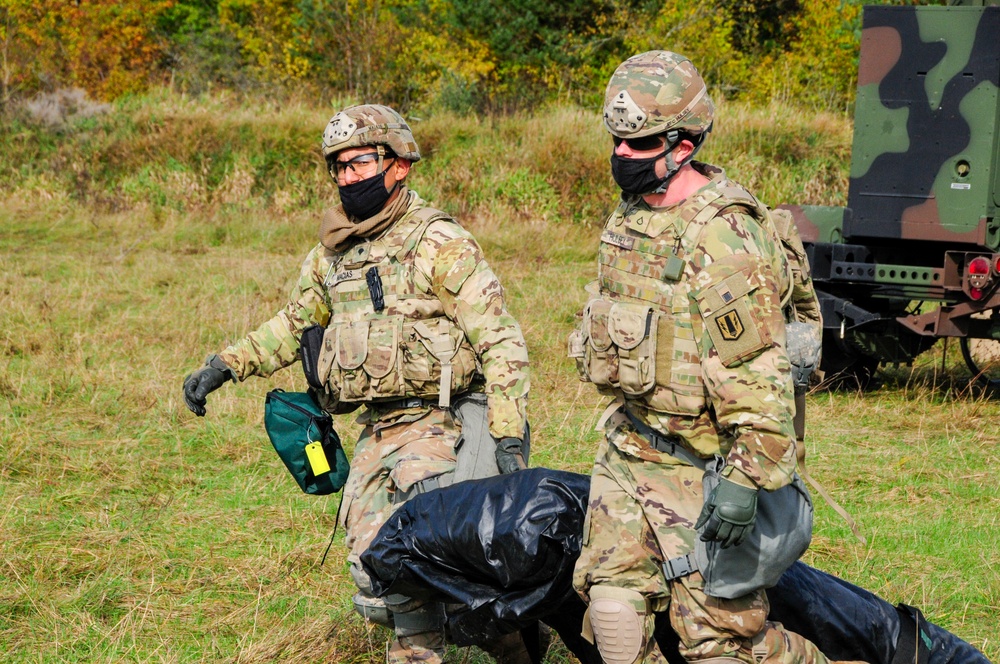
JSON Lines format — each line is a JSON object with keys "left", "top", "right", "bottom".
{"left": 263, "top": 389, "right": 349, "bottom": 495}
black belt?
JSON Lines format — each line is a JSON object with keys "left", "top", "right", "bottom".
{"left": 371, "top": 397, "right": 439, "bottom": 411}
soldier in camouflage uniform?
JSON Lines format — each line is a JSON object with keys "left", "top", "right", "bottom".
{"left": 182, "top": 104, "right": 530, "bottom": 664}
{"left": 568, "top": 52, "right": 851, "bottom": 664}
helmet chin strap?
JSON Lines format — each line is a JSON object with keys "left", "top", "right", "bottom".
{"left": 649, "top": 131, "right": 708, "bottom": 194}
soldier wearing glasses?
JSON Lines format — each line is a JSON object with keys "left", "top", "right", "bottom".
{"left": 183, "top": 104, "right": 530, "bottom": 664}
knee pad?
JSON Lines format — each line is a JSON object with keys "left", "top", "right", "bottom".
{"left": 352, "top": 592, "right": 394, "bottom": 627}
{"left": 383, "top": 593, "right": 428, "bottom": 615}
{"left": 583, "top": 585, "right": 649, "bottom": 664}
{"left": 390, "top": 601, "right": 445, "bottom": 638}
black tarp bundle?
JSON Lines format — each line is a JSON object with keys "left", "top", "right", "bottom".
{"left": 361, "top": 468, "right": 990, "bottom": 664}
{"left": 363, "top": 469, "right": 592, "bottom": 651}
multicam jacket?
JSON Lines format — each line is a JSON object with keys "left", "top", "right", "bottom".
{"left": 219, "top": 190, "right": 529, "bottom": 440}
{"left": 571, "top": 163, "right": 798, "bottom": 491}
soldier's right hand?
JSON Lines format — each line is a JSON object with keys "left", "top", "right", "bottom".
{"left": 183, "top": 355, "right": 236, "bottom": 416}
{"left": 495, "top": 437, "right": 527, "bottom": 474}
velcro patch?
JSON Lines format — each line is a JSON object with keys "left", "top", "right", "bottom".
{"left": 601, "top": 229, "right": 635, "bottom": 250}
{"left": 342, "top": 242, "right": 372, "bottom": 267}
{"left": 332, "top": 269, "right": 361, "bottom": 286}
{"left": 699, "top": 273, "right": 753, "bottom": 315}
{"left": 697, "top": 272, "right": 769, "bottom": 367}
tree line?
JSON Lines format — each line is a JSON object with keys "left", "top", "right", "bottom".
{"left": 1, "top": 0, "right": 928, "bottom": 115}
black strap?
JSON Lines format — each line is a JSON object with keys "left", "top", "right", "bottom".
{"left": 371, "top": 396, "right": 440, "bottom": 412}
{"left": 320, "top": 490, "right": 345, "bottom": 567}
{"left": 892, "top": 603, "right": 931, "bottom": 664}
{"left": 623, "top": 408, "right": 710, "bottom": 471}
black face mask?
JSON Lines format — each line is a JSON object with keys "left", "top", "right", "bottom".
{"left": 338, "top": 169, "right": 397, "bottom": 220}
{"left": 610, "top": 149, "right": 673, "bottom": 196}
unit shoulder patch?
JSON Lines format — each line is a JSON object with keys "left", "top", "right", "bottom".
{"left": 716, "top": 310, "right": 745, "bottom": 341}
{"left": 697, "top": 271, "right": 771, "bottom": 367}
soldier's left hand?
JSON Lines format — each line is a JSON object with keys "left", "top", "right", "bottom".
{"left": 695, "top": 477, "right": 758, "bottom": 548}
{"left": 495, "top": 437, "right": 526, "bottom": 474}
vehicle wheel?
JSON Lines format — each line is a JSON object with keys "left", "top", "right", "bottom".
{"left": 960, "top": 335, "right": 1000, "bottom": 390}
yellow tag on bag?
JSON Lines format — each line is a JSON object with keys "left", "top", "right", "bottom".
{"left": 305, "top": 441, "right": 331, "bottom": 475}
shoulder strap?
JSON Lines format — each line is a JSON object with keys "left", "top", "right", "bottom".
{"left": 676, "top": 186, "right": 731, "bottom": 249}
{"left": 394, "top": 205, "right": 454, "bottom": 263}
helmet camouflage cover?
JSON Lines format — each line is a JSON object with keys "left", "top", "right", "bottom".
{"left": 322, "top": 104, "right": 421, "bottom": 162}
{"left": 604, "top": 51, "right": 715, "bottom": 140}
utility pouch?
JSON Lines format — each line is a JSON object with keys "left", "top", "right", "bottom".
{"left": 582, "top": 299, "right": 619, "bottom": 387}
{"left": 608, "top": 302, "right": 657, "bottom": 395}
{"left": 300, "top": 324, "right": 326, "bottom": 390}
{"left": 263, "top": 389, "right": 350, "bottom": 495}
{"left": 450, "top": 392, "right": 531, "bottom": 483}
{"left": 694, "top": 457, "right": 813, "bottom": 599}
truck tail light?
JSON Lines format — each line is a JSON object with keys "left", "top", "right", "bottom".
{"left": 967, "top": 256, "right": 992, "bottom": 300}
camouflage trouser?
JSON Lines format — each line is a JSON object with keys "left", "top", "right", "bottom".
{"left": 573, "top": 427, "right": 832, "bottom": 664}
{"left": 342, "top": 407, "right": 460, "bottom": 664}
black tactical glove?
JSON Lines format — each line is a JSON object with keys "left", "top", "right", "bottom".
{"left": 183, "top": 354, "right": 236, "bottom": 417}
{"left": 495, "top": 437, "right": 527, "bottom": 474}
{"left": 695, "top": 477, "right": 759, "bottom": 548}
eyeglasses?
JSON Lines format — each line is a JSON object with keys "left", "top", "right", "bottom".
{"left": 612, "top": 135, "right": 666, "bottom": 152}
{"left": 329, "top": 152, "right": 392, "bottom": 180}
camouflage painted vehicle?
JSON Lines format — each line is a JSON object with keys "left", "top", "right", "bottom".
{"left": 778, "top": 0, "right": 1000, "bottom": 389}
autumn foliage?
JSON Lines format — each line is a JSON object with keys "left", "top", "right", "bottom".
{"left": 1, "top": 0, "right": 912, "bottom": 114}
{"left": 2, "top": 0, "right": 172, "bottom": 105}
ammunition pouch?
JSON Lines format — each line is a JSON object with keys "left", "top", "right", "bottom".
{"left": 316, "top": 315, "right": 478, "bottom": 408}
{"left": 575, "top": 297, "right": 705, "bottom": 416}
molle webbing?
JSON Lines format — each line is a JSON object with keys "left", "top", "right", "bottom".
{"left": 320, "top": 205, "right": 473, "bottom": 407}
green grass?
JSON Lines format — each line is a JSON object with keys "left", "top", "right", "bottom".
{"left": 1, "top": 91, "right": 996, "bottom": 662}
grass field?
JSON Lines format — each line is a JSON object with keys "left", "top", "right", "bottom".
{"left": 1, "top": 93, "right": 997, "bottom": 662}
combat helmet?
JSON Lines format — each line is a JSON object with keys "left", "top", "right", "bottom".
{"left": 321, "top": 104, "right": 421, "bottom": 163}
{"left": 603, "top": 51, "right": 715, "bottom": 143}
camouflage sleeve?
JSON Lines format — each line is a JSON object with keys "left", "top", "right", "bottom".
{"left": 690, "top": 210, "right": 798, "bottom": 491}
{"left": 415, "top": 220, "right": 529, "bottom": 440}
{"left": 217, "top": 244, "right": 331, "bottom": 381}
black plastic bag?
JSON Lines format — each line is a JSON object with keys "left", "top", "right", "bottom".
{"left": 768, "top": 562, "right": 988, "bottom": 664}
{"left": 362, "top": 468, "right": 589, "bottom": 646}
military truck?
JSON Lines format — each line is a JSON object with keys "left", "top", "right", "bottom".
{"left": 778, "top": 0, "right": 1000, "bottom": 389}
